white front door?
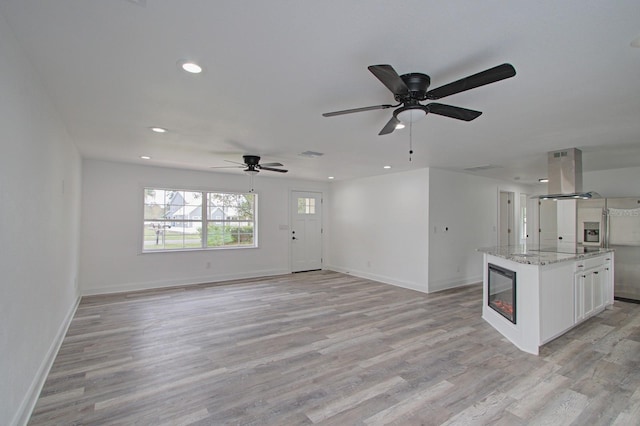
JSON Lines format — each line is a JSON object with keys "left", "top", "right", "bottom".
{"left": 291, "top": 191, "right": 323, "bottom": 272}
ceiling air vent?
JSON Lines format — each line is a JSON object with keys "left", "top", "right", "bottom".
{"left": 299, "top": 151, "right": 324, "bottom": 158}
{"left": 125, "top": 0, "right": 147, "bottom": 6}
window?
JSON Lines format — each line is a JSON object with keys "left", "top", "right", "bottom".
{"left": 143, "top": 188, "right": 257, "bottom": 252}
{"left": 297, "top": 197, "right": 316, "bottom": 214}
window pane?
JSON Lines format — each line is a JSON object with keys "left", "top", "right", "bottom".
{"left": 148, "top": 222, "right": 202, "bottom": 250}
{"left": 144, "top": 221, "right": 169, "bottom": 250}
{"left": 297, "top": 197, "right": 315, "bottom": 214}
{"left": 207, "top": 222, "right": 233, "bottom": 247}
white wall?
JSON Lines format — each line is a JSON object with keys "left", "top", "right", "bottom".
{"left": 326, "top": 169, "right": 430, "bottom": 292}
{"left": 0, "top": 13, "right": 82, "bottom": 426}
{"left": 427, "top": 168, "right": 534, "bottom": 292}
{"left": 583, "top": 166, "right": 640, "bottom": 198}
{"left": 80, "top": 160, "right": 328, "bottom": 295}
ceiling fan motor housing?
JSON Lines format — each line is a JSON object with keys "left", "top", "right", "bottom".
{"left": 398, "top": 73, "right": 431, "bottom": 102}
{"left": 243, "top": 155, "right": 261, "bottom": 166}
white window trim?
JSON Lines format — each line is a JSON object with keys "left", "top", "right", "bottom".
{"left": 142, "top": 187, "right": 258, "bottom": 253}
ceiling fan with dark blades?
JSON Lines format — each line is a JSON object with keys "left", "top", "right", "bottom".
{"left": 322, "top": 63, "right": 516, "bottom": 135}
{"left": 211, "top": 155, "right": 288, "bottom": 173}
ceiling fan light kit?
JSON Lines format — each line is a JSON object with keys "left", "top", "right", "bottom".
{"left": 396, "top": 107, "right": 427, "bottom": 123}
{"left": 323, "top": 63, "right": 516, "bottom": 135}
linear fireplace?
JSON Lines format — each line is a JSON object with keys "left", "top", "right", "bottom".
{"left": 488, "top": 263, "right": 516, "bottom": 324}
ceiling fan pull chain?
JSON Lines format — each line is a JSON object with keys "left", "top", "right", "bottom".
{"left": 409, "top": 120, "right": 413, "bottom": 162}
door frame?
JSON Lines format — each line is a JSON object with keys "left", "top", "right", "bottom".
{"left": 498, "top": 190, "right": 516, "bottom": 246}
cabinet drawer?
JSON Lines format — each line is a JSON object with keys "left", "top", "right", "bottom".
{"left": 575, "top": 256, "right": 605, "bottom": 271}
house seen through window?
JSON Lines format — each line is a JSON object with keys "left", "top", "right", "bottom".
{"left": 143, "top": 188, "right": 257, "bottom": 251}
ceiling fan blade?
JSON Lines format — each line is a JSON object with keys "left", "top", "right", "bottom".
{"left": 427, "top": 103, "right": 482, "bottom": 121}
{"left": 322, "top": 104, "right": 394, "bottom": 117}
{"left": 224, "top": 159, "right": 245, "bottom": 165}
{"left": 379, "top": 116, "right": 400, "bottom": 135}
{"left": 368, "top": 65, "right": 409, "bottom": 96}
{"left": 426, "top": 63, "right": 516, "bottom": 100}
{"left": 258, "top": 166, "right": 288, "bottom": 173}
{"left": 259, "top": 162, "right": 283, "bottom": 167}
{"left": 211, "top": 165, "right": 243, "bottom": 169}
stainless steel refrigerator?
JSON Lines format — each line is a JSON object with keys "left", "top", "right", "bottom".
{"left": 604, "top": 198, "right": 640, "bottom": 302}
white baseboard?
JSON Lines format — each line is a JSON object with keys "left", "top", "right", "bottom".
{"left": 325, "top": 264, "right": 428, "bottom": 293}
{"left": 12, "top": 296, "right": 81, "bottom": 426}
{"left": 82, "top": 268, "right": 290, "bottom": 296}
{"left": 427, "top": 275, "right": 483, "bottom": 293}
{"left": 326, "top": 264, "right": 482, "bottom": 294}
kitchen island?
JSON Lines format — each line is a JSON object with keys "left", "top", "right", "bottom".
{"left": 478, "top": 245, "right": 614, "bottom": 355}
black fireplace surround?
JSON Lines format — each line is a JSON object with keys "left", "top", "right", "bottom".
{"left": 488, "top": 263, "right": 516, "bottom": 324}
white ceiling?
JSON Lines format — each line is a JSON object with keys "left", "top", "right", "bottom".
{"left": 2, "top": 0, "right": 640, "bottom": 184}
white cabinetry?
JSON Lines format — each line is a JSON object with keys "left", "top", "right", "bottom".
{"left": 603, "top": 255, "right": 614, "bottom": 304}
{"left": 574, "top": 270, "right": 585, "bottom": 323}
{"left": 574, "top": 257, "right": 607, "bottom": 323}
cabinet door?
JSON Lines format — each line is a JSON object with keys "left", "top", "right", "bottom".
{"left": 592, "top": 267, "right": 604, "bottom": 311}
{"left": 583, "top": 271, "right": 595, "bottom": 317}
{"left": 603, "top": 258, "right": 613, "bottom": 305}
{"left": 574, "top": 272, "right": 585, "bottom": 323}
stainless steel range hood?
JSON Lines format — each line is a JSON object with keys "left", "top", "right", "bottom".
{"left": 535, "top": 148, "right": 600, "bottom": 200}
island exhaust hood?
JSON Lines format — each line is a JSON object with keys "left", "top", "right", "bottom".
{"left": 535, "top": 148, "right": 600, "bottom": 200}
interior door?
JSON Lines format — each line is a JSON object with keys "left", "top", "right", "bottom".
{"left": 291, "top": 191, "right": 323, "bottom": 272}
{"left": 539, "top": 199, "right": 558, "bottom": 246}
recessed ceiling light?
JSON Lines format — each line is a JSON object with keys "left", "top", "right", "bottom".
{"left": 140, "top": 155, "right": 151, "bottom": 160}
{"left": 150, "top": 127, "right": 167, "bottom": 133}
{"left": 328, "top": 176, "right": 335, "bottom": 180}
{"left": 179, "top": 61, "right": 203, "bottom": 74}
{"left": 538, "top": 178, "right": 549, "bottom": 183}
{"left": 383, "top": 165, "right": 391, "bottom": 169}
{"left": 631, "top": 35, "right": 640, "bottom": 48}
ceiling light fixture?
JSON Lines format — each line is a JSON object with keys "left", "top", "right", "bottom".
{"left": 538, "top": 178, "right": 549, "bottom": 183}
{"left": 396, "top": 108, "right": 427, "bottom": 123}
{"left": 383, "top": 165, "right": 391, "bottom": 169}
{"left": 140, "top": 155, "right": 151, "bottom": 160}
{"left": 328, "top": 176, "right": 335, "bottom": 180}
{"left": 179, "top": 61, "right": 203, "bottom": 74}
{"left": 395, "top": 123, "right": 405, "bottom": 130}
{"left": 150, "top": 127, "right": 167, "bottom": 133}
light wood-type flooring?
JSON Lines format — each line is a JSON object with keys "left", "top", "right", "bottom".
{"left": 29, "top": 270, "right": 640, "bottom": 425}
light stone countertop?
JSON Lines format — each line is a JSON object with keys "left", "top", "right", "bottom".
{"left": 477, "top": 245, "right": 614, "bottom": 266}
